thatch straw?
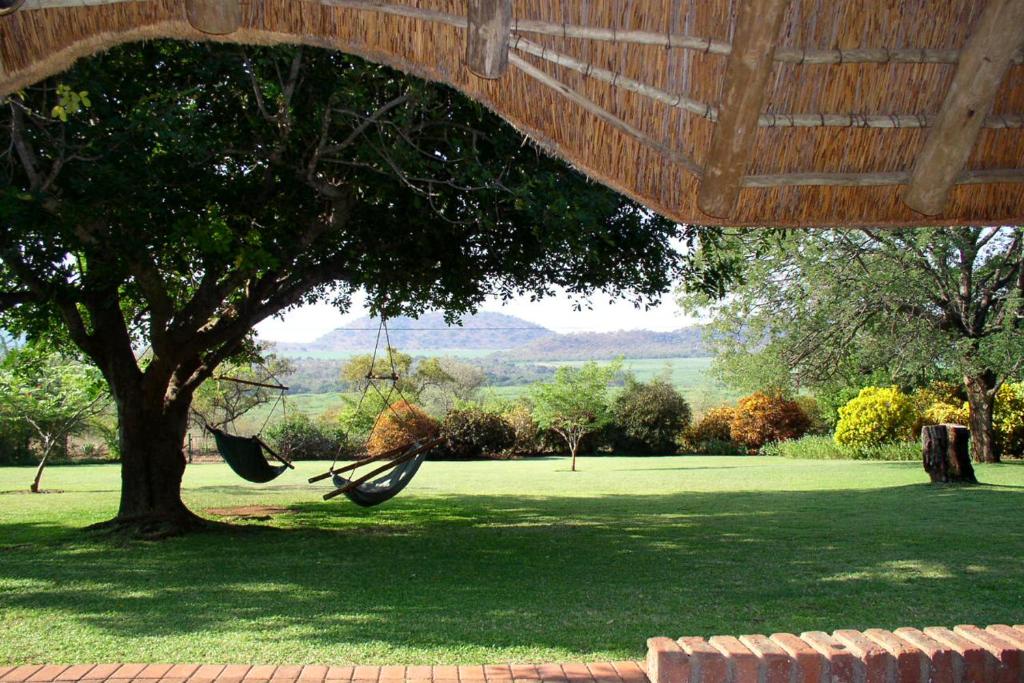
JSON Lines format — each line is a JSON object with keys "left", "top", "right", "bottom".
{"left": 0, "top": 0, "right": 1022, "bottom": 228}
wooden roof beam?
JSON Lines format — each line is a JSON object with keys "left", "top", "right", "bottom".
{"left": 697, "top": 0, "right": 790, "bottom": 219}
{"left": 465, "top": 0, "right": 511, "bottom": 79}
{"left": 185, "top": 0, "right": 241, "bottom": 35}
{"left": 903, "top": 0, "right": 1024, "bottom": 216}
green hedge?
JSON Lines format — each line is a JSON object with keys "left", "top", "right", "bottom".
{"left": 762, "top": 435, "right": 919, "bottom": 461}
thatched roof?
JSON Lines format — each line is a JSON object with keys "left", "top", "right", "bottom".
{"left": 1, "top": 0, "right": 1022, "bottom": 228}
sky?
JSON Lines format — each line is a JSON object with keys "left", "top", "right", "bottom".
{"left": 255, "top": 288, "right": 701, "bottom": 343}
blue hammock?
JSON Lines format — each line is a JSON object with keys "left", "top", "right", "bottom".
{"left": 331, "top": 450, "right": 428, "bottom": 507}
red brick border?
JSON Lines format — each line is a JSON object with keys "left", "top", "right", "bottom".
{"left": 646, "top": 625, "right": 1024, "bottom": 683}
{"left": 0, "top": 663, "right": 647, "bottom": 683}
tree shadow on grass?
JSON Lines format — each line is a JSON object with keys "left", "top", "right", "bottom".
{"left": 1, "top": 484, "right": 1022, "bottom": 662}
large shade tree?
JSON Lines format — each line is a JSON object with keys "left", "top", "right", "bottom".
{"left": 685, "top": 228, "right": 1024, "bottom": 462}
{"left": 0, "top": 42, "right": 729, "bottom": 534}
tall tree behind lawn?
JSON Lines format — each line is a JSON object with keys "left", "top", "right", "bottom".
{"left": 0, "top": 42, "right": 729, "bottom": 534}
{"left": 683, "top": 228, "right": 1024, "bottom": 462}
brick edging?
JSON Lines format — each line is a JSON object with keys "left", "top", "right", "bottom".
{"left": 0, "top": 662, "right": 649, "bottom": 683}
{"left": 647, "top": 624, "right": 1024, "bottom": 683}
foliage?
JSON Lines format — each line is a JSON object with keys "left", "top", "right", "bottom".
{"left": 365, "top": 400, "right": 439, "bottom": 456}
{"left": 264, "top": 413, "right": 353, "bottom": 461}
{"left": 436, "top": 406, "right": 515, "bottom": 460}
{"left": 994, "top": 382, "right": 1024, "bottom": 457}
{"left": 608, "top": 379, "right": 691, "bottom": 454}
{"left": 679, "top": 406, "right": 742, "bottom": 454}
{"left": 0, "top": 343, "right": 109, "bottom": 489}
{"left": 813, "top": 369, "right": 894, "bottom": 428}
{"left": 529, "top": 360, "right": 621, "bottom": 469}
{"left": 729, "top": 392, "right": 810, "bottom": 452}
{"left": 762, "top": 434, "right": 920, "bottom": 461}
{"left": 794, "top": 396, "right": 831, "bottom": 436}
{"left": 834, "top": 386, "right": 917, "bottom": 448}
{"left": 336, "top": 350, "right": 486, "bottom": 430}
{"left": 501, "top": 403, "right": 544, "bottom": 456}
{"left": 190, "top": 354, "right": 294, "bottom": 430}
{"left": 683, "top": 228, "right": 1024, "bottom": 462}
{"left": 918, "top": 401, "right": 970, "bottom": 429}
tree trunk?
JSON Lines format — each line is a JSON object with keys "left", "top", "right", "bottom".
{"left": 29, "top": 440, "right": 52, "bottom": 493}
{"left": 965, "top": 372, "right": 999, "bottom": 463}
{"left": 570, "top": 441, "right": 578, "bottom": 472}
{"left": 99, "top": 395, "right": 205, "bottom": 536}
{"left": 922, "top": 424, "right": 977, "bottom": 483}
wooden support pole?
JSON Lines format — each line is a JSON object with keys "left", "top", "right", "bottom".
{"left": 465, "top": 0, "right": 511, "bottom": 78}
{"left": 903, "top": 0, "right": 1024, "bottom": 216}
{"left": 185, "top": 0, "right": 242, "bottom": 35}
{"left": 697, "top": 0, "right": 789, "bottom": 219}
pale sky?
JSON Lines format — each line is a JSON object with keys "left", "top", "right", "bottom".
{"left": 255, "top": 288, "right": 699, "bottom": 343}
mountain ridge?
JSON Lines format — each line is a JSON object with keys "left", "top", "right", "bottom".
{"left": 268, "top": 311, "right": 706, "bottom": 360}
{"left": 271, "top": 311, "right": 555, "bottom": 353}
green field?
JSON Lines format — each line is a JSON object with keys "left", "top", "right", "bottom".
{"left": 528, "top": 357, "right": 740, "bottom": 413}
{"left": 2, "top": 457, "right": 1023, "bottom": 665}
{"left": 250, "top": 357, "right": 737, "bottom": 428}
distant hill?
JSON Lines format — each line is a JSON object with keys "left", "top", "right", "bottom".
{"left": 272, "top": 311, "right": 555, "bottom": 354}
{"left": 497, "top": 327, "right": 706, "bottom": 361}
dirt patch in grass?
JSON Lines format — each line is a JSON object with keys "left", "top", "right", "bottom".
{"left": 205, "top": 505, "right": 293, "bottom": 520}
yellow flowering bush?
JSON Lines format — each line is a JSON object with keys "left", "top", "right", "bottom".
{"left": 994, "top": 382, "right": 1024, "bottom": 457}
{"left": 834, "top": 386, "right": 917, "bottom": 448}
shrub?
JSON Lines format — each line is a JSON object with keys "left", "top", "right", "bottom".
{"left": 920, "top": 400, "right": 969, "bottom": 427}
{"left": 609, "top": 379, "right": 691, "bottom": 454}
{"left": 995, "top": 382, "right": 1024, "bottom": 457}
{"left": 502, "top": 403, "right": 544, "bottom": 455}
{"left": 729, "top": 392, "right": 810, "bottom": 451}
{"left": 834, "top": 386, "right": 917, "bottom": 448}
{"left": 795, "top": 395, "right": 831, "bottom": 436}
{"left": 265, "top": 413, "right": 354, "bottom": 460}
{"left": 0, "top": 422, "right": 34, "bottom": 466}
{"left": 437, "top": 406, "right": 515, "bottom": 459}
{"left": 763, "top": 434, "right": 919, "bottom": 461}
{"left": 679, "top": 406, "right": 743, "bottom": 454}
{"left": 365, "top": 400, "right": 439, "bottom": 456}
{"left": 911, "top": 381, "right": 970, "bottom": 437}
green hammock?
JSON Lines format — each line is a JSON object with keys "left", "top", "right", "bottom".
{"left": 209, "top": 427, "right": 293, "bottom": 484}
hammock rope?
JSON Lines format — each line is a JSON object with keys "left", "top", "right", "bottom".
{"left": 310, "top": 315, "right": 441, "bottom": 506}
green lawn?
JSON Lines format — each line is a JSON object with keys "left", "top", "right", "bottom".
{"left": 2, "top": 457, "right": 1023, "bottom": 665}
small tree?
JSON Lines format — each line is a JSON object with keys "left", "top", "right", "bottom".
{"left": 530, "top": 361, "right": 620, "bottom": 471}
{"left": 0, "top": 344, "right": 108, "bottom": 492}
{"left": 190, "top": 354, "right": 294, "bottom": 430}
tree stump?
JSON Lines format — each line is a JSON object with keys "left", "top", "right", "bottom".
{"left": 922, "top": 424, "right": 977, "bottom": 484}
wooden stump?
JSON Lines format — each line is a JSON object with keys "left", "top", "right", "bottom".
{"left": 922, "top": 424, "right": 977, "bottom": 483}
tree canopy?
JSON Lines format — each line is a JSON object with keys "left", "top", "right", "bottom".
{"left": 684, "top": 228, "right": 1024, "bottom": 461}
{"left": 0, "top": 41, "right": 729, "bottom": 533}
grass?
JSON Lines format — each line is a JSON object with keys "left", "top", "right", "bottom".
{"left": 2, "top": 457, "right": 1023, "bottom": 666}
